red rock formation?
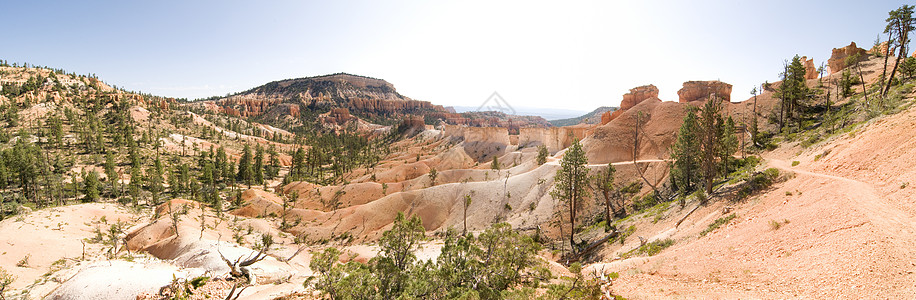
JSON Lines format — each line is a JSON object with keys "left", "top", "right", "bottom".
{"left": 601, "top": 85, "right": 658, "bottom": 125}
{"left": 325, "top": 108, "right": 354, "bottom": 124}
{"left": 288, "top": 104, "right": 300, "bottom": 117}
{"left": 621, "top": 85, "right": 659, "bottom": 111}
{"left": 600, "top": 111, "right": 613, "bottom": 125}
{"left": 677, "top": 81, "right": 732, "bottom": 103}
{"left": 828, "top": 42, "right": 867, "bottom": 74}
{"left": 398, "top": 115, "right": 426, "bottom": 135}
{"left": 801, "top": 56, "right": 818, "bottom": 80}
{"left": 869, "top": 41, "right": 889, "bottom": 56}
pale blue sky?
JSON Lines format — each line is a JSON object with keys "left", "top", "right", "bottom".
{"left": 0, "top": 1, "right": 909, "bottom": 110}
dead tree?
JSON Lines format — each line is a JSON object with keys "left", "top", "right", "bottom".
{"left": 631, "top": 111, "right": 663, "bottom": 201}
{"left": 218, "top": 234, "right": 273, "bottom": 285}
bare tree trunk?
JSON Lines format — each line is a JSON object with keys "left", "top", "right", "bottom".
{"left": 881, "top": 35, "right": 894, "bottom": 93}
{"left": 632, "top": 112, "right": 662, "bottom": 200}
{"left": 856, "top": 61, "right": 869, "bottom": 106}
{"left": 884, "top": 29, "right": 909, "bottom": 97}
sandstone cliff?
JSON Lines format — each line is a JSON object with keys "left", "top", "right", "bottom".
{"left": 518, "top": 126, "right": 590, "bottom": 153}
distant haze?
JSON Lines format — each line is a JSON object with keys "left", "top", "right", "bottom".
{"left": 451, "top": 106, "right": 588, "bottom": 120}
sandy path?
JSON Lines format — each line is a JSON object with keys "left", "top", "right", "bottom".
{"left": 767, "top": 158, "right": 916, "bottom": 249}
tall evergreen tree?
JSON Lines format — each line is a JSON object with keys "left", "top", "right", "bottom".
{"left": 699, "top": 98, "right": 725, "bottom": 198}
{"left": 237, "top": 144, "right": 252, "bottom": 187}
{"left": 82, "top": 170, "right": 100, "bottom": 203}
{"left": 148, "top": 160, "right": 163, "bottom": 205}
{"left": 129, "top": 166, "right": 142, "bottom": 205}
{"left": 104, "top": 150, "right": 118, "bottom": 197}
{"left": 550, "top": 139, "right": 589, "bottom": 252}
{"left": 253, "top": 145, "right": 264, "bottom": 185}
{"left": 266, "top": 145, "right": 280, "bottom": 179}
{"left": 777, "top": 55, "right": 810, "bottom": 131}
{"left": 720, "top": 116, "right": 739, "bottom": 178}
{"left": 215, "top": 146, "right": 228, "bottom": 182}
{"left": 670, "top": 107, "right": 701, "bottom": 194}
{"left": 883, "top": 5, "right": 916, "bottom": 97}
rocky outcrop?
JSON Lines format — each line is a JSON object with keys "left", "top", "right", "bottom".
{"left": 322, "top": 108, "right": 354, "bottom": 124}
{"left": 828, "top": 42, "right": 868, "bottom": 74}
{"left": 869, "top": 41, "right": 889, "bottom": 56}
{"left": 802, "top": 56, "right": 818, "bottom": 80}
{"left": 600, "top": 111, "right": 613, "bottom": 125}
{"left": 621, "top": 85, "right": 659, "bottom": 110}
{"left": 396, "top": 115, "right": 426, "bottom": 136}
{"left": 601, "top": 85, "right": 659, "bottom": 125}
{"left": 677, "top": 81, "right": 732, "bottom": 103}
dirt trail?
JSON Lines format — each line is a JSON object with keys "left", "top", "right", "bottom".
{"left": 767, "top": 158, "right": 916, "bottom": 247}
{"left": 545, "top": 158, "right": 666, "bottom": 167}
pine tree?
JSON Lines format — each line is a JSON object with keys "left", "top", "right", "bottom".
{"left": 699, "top": 98, "right": 725, "bottom": 198}
{"left": 237, "top": 144, "right": 252, "bottom": 187}
{"left": 777, "top": 55, "right": 810, "bottom": 131}
{"left": 129, "top": 166, "right": 142, "bottom": 205}
{"left": 536, "top": 145, "right": 549, "bottom": 165}
{"left": 266, "top": 146, "right": 280, "bottom": 179}
{"left": 550, "top": 139, "right": 589, "bottom": 252}
{"left": 104, "top": 150, "right": 118, "bottom": 196}
{"left": 128, "top": 138, "right": 141, "bottom": 169}
{"left": 720, "top": 116, "right": 739, "bottom": 177}
{"left": 147, "top": 161, "right": 163, "bottom": 205}
{"left": 883, "top": 5, "right": 916, "bottom": 97}
{"left": 215, "top": 146, "right": 228, "bottom": 182}
{"left": 253, "top": 145, "right": 264, "bottom": 185}
{"left": 291, "top": 147, "right": 305, "bottom": 181}
{"left": 670, "top": 107, "right": 701, "bottom": 194}
{"left": 82, "top": 170, "right": 100, "bottom": 203}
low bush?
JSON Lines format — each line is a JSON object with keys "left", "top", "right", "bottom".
{"left": 699, "top": 213, "right": 737, "bottom": 237}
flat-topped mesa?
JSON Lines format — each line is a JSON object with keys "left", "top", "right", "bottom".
{"left": 601, "top": 84, "right": 658, "bottom": 125}
{"left": 828, "top": 42, "right": 868, "bottom": 74}
{"left": 677, "top": 80, "right": 732, "bottom": 103}
{"left": 801, "top": 56, "right": 818, "bottom": 80}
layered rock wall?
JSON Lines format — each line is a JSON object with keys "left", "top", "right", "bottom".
{"left": 518, "top": 126, "right": 590, "bottom": 153}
